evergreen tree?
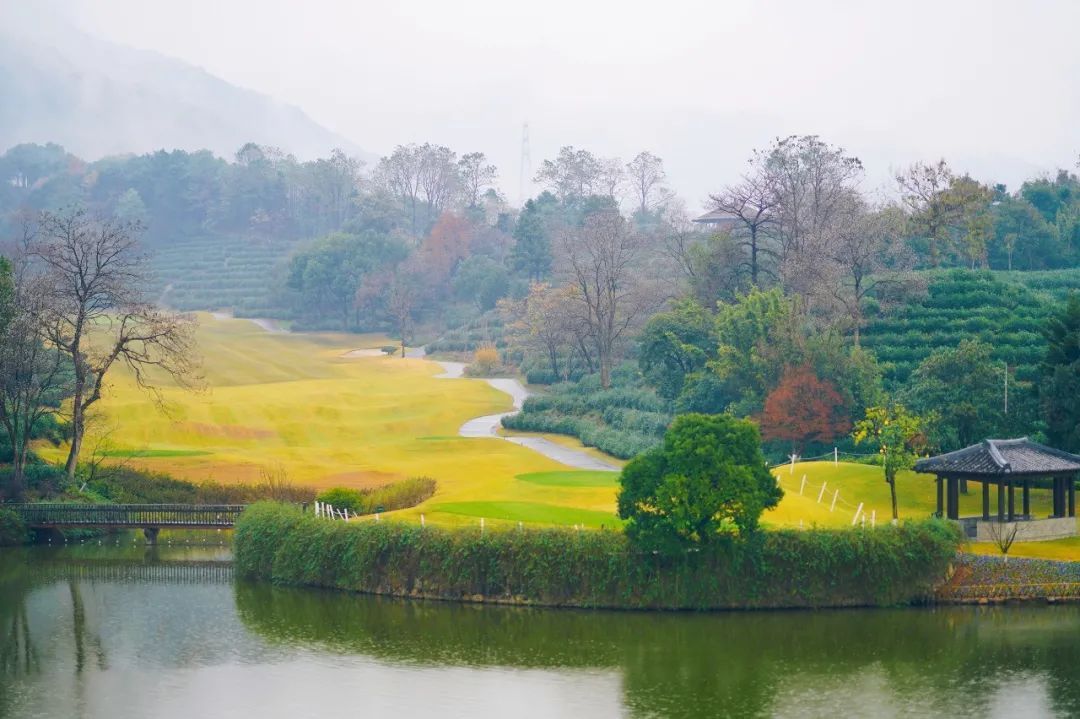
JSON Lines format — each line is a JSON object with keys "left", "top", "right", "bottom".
{"left": 1041, "top": 293, "right": 1080, "bottom": 451}
{"left": 510, "top": 199, "right": 552, "bottom": 281}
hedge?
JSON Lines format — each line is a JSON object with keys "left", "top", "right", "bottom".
{"left": 234, "top": 503, "right": 962, "bottom": 610}
{"left": 0, "top": 508, "right": 27, "bottom": 546}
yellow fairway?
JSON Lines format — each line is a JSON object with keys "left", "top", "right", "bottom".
{"left": 41, "top": 314, "right": 619, "bottom": 526}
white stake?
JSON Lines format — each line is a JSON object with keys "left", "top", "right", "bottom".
{"left": 871, "top": 510, "right": 876, "bottom": 528}
{"left": 344, "top": 508, "right": 349, "bottom": 521}
{"left": 834, "top": 447, "right": 838, "bottom": 466}
{"left": 481, "top": 517, "right": 485, "bottom": 534}
{"left": 851, "top": 502, "right": 864, "bottom": 526}
{"left": 421, "top": 514, "right": 425, "bottom": 528}
{"left": 789, "top": 454, "right": 796, "bottom": 475}
{"left": 817, "top": 481, "right": 827, "bottom": 503}
{"left": 799, "top": 475, "right": 807, "bottom": 495}
{"left": 376, "top": 512, "right": 380, "bottom": 522}
{"left": 830, "top": 490, "right": 839, "bottom": 512}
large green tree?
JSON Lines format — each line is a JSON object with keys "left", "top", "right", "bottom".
{"left": 1041, "top": 294, "right": 1080, "bottom": 451}
{"left": 901, "top": 339, "right": 1011, "bottom": 452}
{"left": 637, "top": 299, "right": 716, "bottom": 401}
{"left": 618, "top": 413, "right": 781, "bottom": 553}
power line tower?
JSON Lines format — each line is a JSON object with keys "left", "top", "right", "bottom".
{"left": 519, "top": 122, "right": 531, "bottom": 207}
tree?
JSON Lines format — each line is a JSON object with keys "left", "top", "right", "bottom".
{"left": 618, "top": 413, "right": 782, "bottom": 553}
{"left": 374, "top": 144, "right": 459, "bottom": 236}
{"left": 452, "top": 255, "right": 509, "bottom": 311}
{"left": 31, "top": 208, "right": 200, "bottom": 479}
{"left": 534, "top": 146, "right": 602, "bottom": 199}
{"left": 896, "top": 159, "right": 954, "bottom": 267}
{"left": 458, "top": 152, "right": 497, "bottom": 208}
{"left": 386, "top": 267, "right": 421, "bottom": 358}
{"left": 708, "top": 160, "right": 779, "bottom": 287}
{"left": 1040, "top": 293, "right": 1080, "bottom": 452}
{"left": 827, "top": 201, "right": 918, "bottom": 346}
{"left": 762, "top": 135, "right": 863, "bottom": 298}
{"left": 901, "top": 339, "right": 1009, "bottom": 452}
{"left": 560, "top": 211, "right": 656, "bottom": 388}
{"left": 625, "top": 151, "right": 672, "bottom": 217}
{"left": 637, "top": 299, "right": 716, "bottom": 401}
{"left": 0, "top": 254, "right": 72, "bottom": 496}
{"left": 759, "top": 365, "right": 850, "bottom": 454}
{"left": 510, "top": 199, "right": 553, "bottom": 281}
{"left": 852, "top": 405, "right": 929, "bottom": 522}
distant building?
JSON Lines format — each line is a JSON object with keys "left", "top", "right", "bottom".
{"left": 692, "top": 209, "right": 741, "bottom": 231}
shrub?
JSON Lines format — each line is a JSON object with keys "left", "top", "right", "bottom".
{"left": 317, "top": 477, "right": 437, "bottom": 515}
{"left": 381, "top": 345, "right": 399, "bottom": 355}
{"left": 235, "top": 503, "right": 961, "bottom": 609}
{"left": 470, "top": 343, "right": 501, "bottom": 375}
{"left": 0, "top": 508, "right": 27, "bottom": 546}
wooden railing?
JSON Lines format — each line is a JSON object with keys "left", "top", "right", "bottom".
{"left": 6, "top": 503, "right": 246, "bottom": 528}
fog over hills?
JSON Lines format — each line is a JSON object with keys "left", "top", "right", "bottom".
{"left": 0, "top": 16, "right": 372, "bottom": 163}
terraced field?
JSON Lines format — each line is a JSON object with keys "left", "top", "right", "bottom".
{"left": 150, "top": 234, "right": 297, "bottom": 316}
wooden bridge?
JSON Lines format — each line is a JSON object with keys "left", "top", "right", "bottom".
{"left": 7, "top": 503, "right": 245, "bottom": 543}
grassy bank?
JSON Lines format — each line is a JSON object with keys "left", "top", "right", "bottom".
{"left": 235, "top": 503, "right": 960, "bottom": 610}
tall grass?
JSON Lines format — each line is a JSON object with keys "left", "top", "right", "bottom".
{"left": 235, "top": 503, "right": 961, "bottom": 610}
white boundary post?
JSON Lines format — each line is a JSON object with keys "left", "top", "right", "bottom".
{"left": 817, "top": 482, "right": 827, "bottom": 503}
{"left": 421, "top": 514, "right": 425, "bottom": 528}
{"left": 789, "top": 454, "right": 797, "bottom": 475}
{"left": 799, "top": 475, "right": 807, "bottom": 495}
{"left": 830, "top": 490, "right": 839, "bottom": 512}
{"left": 871, "top": 510, "right": 876, "bottom": 528}
{"left": 851, "top": 502, "right": 864, "bottom": 526}
{"left": 834, "top": 447, "right": 838, "bottom": 466}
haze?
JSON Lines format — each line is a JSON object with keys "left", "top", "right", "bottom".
{"left": 11, "top": 0, "right": 1080, "bottom": 206}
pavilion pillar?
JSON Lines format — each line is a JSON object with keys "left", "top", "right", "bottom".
{"left": 997, "top": 478, "right": 1005, "bottom": 522}
{"left": 936, "top": 477, "right": 943, "bottom": 517}
{"left": 1022, "top": 481, "right": 1030, "bottom": 518}
{"left": 946, "top": 476, "right": 959, "bottom": 520}
{"left": 1007, "top": 480, "right": 1015, "bottom": 521}
{"left": 1052, "top": 477, "right": 1063, "bottom": 518}
{"left": 981, "top": 480, "right": 990, "bottom": 521}
{"left": 1069, "top": 478, "right": 1076, "bottom": 518}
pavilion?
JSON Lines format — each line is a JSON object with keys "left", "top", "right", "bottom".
{"left": 913, "top": 438, "right": 1079, "bottom": 541}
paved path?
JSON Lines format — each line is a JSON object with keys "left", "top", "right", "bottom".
{"left": 432, "top": 360, "right": 619, "bottom": 471}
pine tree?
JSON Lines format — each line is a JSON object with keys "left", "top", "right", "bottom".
{"left": 510, "top": 199, "right": 552, "bottom": 281}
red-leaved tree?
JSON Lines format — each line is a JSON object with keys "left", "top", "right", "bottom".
{"left": 759, "top": 364, "right": 850, "bottom": 454}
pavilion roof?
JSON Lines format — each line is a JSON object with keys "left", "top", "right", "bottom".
{"left": 913, "top": 438, "right": 1080, "bottom": 477}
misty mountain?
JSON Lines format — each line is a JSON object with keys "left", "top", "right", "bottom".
{"left": 0, "top": 21, "right": 373, "bottom": 164}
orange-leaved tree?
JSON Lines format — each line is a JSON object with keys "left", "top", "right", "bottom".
{"left": 759, "top": 364, "right": 850, "bottom": 455}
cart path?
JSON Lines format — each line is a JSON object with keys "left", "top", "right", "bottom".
{"left": 432, "top": 359, "right": 620, "bottom": 471}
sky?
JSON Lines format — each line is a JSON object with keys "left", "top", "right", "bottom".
{"left": 29, "top": 0, "right": 1080, "bottom": 207}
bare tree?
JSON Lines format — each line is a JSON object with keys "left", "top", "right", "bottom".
{"left": 895, "top": 159, "right": 954, "bottom": 267}
{"left": 386, "top": 268, "right": 419, "bottom": 358}
{"left": 708, "top": 165, "right": 779, "bottom": 287}
{"left": 32, "top": 208, "right": 201, "bottom": 480}
{"left": 762, "top": 135, "right": 863, "bottom": 298}
{"left": 625, "top": 150, "right": 676, "bottom": 219}
{"left": 827, "top": 202, "right": 920, "bottom": 346}
{"left": 597, "top": 157, "right": 625, "bottom": 201}
{"left": 559, "top": 212, "right": 657, "bottom": 387}
{"left": 458, "top": 152, "right": 498, "bottom": 208}
{"left": 534, "top": 146, "right": 602, "bottom": 199}
{"left": 418, "top": 143, "right": 460, "bottom": 220}
{"left": 374, "top": 144, "right": 425, "bottom": 235}
{"left": 0, "top": 248, "right": 72, "bottom": 496}
{"left": 986, "top": 520, "right": 1020, "bottom": 564}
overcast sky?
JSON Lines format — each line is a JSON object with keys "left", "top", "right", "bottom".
{"left": 41, "top": 0, "right": 1080, "bottom": 207}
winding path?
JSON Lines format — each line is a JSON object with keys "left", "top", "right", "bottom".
{"left": 432, "top": 360, "right": 620, "bottom": 471}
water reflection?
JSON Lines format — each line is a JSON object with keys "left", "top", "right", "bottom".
{"left": 2, "top": 546, "right": 1079, "bottom": 718}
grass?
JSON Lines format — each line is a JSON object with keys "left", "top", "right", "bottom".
{"left": 966, "top": 534, "right": 1080, "bottom": 562}
{"left": 425, "top": 501, "right": 621, "bottom": 528}
{"left": 516, "top": 471, "right": 620, "bottom": 487}
{"left": 37, "top": 313, "right": 616, "bottom": 527}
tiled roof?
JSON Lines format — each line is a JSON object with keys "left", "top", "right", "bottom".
{"left": 914, "top": 438, "right": 1080, "bottom": 476}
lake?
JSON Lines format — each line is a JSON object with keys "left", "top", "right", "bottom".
{"left": 2, "top": 544, "right": 1079, "bottom": 718}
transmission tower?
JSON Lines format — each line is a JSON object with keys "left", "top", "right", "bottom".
{"left": 519, "top": 122, "right": 531, "bottom": 206}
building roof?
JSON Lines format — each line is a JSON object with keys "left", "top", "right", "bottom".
{"left": 692, "top": 209, "right": 741, "bottom": 225}
{"left": 913, "top": 438, "right": 1080, "bottom": 477}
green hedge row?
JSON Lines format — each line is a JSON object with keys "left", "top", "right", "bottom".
{"left": 234, "top": 503, "right": 962, "bottom": 609}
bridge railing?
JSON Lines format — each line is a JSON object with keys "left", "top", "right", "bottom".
{"left": 6, "top": 503, "right": 247, "bottom": 527}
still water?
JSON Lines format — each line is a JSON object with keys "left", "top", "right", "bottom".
{"left": 2, "top": 544, "right": 1079, "bottom": 719}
